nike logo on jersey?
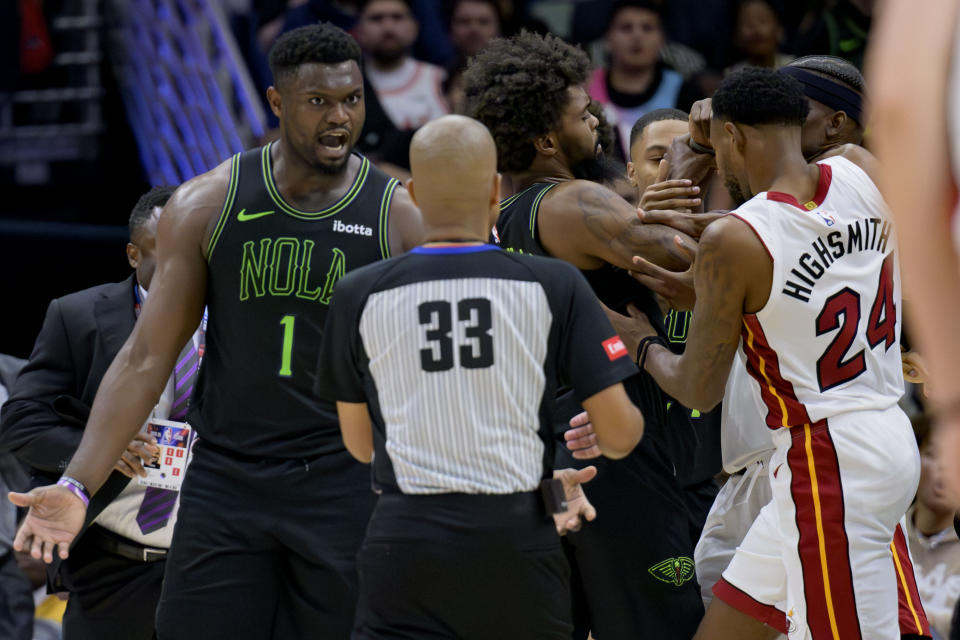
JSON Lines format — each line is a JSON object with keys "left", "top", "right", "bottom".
{"left": 332, "top": 219, "right": 373, "bottom": 237}
{"left": 237, "top": 209, "right": 276, "bottom": 222}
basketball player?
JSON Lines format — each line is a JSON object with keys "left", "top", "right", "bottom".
{"left": 317, "top": 114, "right": 644, "bottom": 639}
{"left": 8, "top": 23, "right": 422, "bottom": 639}
{"left": 630, "top": 67, "right": 921, "bottom": 639}
{"left": 464, "top": 31, "right": 705, "bottom": 639}
{"left": 869, "top": 0, "right": 960, "bottom": 497}
{"left": 619, "top": 57, "right": 931, "bottom": 638}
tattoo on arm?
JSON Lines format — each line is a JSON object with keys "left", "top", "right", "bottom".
{"left": 577, "top": 184, "right": 690, "bottom": 269}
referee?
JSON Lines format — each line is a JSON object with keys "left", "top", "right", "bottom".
{"left": 316, "top": 115, "right": 645, "bottom": 639}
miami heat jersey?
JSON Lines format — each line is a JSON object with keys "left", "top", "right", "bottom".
{"left": 731, "top": 155, "right": 904, "bottom": 429}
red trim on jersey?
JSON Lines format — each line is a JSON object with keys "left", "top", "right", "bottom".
{"left": 893, "top": 523, "right": 932, "bottom": 637}
{"left": 767, "top": 163, "right": 834, "bottom": 211}
{"left": 787, "top": 420, "right": 862, "bottom": 640}
{"left": 741, "top": 314, "right": 811, "bottom": 429}
{"left": 376, "top": 61, "right": 425, "bottom": 97}
{"left": 729, "top": 213, "right": 774, "bottom": 262}
{"left": 713, "top": 578, "right": 789, "bottom": 634}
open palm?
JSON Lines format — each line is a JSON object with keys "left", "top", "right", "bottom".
{"left": 9, "top": 485, "right": 86, "bottom": 563}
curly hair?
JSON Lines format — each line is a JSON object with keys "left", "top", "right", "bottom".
{"left": 129, "top": 185, "right": 176, "bottom": 240}
{"left": 786, "top": 55, "right": 865, "bottom": 94}
{"left": 463, "top": 31, "right": 592, "bottom": 172}
{"left": 712, "top": 67, "right": 809, "bottom": 127}
{"left": 268, "top": 24, "right": 361, "bottom": 87}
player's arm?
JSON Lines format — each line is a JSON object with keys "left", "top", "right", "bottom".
{"left": 335, "top": 401, "right": 374, "bottom": 463}
{"left": 641, "top": 216, "right": 768, "bottom": 411}
{"left": 538, "top": 180, "right": 695, "bottom": 271}
{"left": 869, "top": 0, "right": 960, "bottom": 411}
{"left": 386, "top": 185, "right": 425, "bottom": 255}
{"left": 58, "top": 169, "right": 226, "bottom": 493}
{"left": 579, "top": 384, "right": 643, "bottom": 459}
{"left": 8, "top": 164, "right": 228, "bottom": 562}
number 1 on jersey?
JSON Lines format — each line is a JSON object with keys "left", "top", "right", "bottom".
{"left": 279, "top": 315, "right": 295, "bottom": 377}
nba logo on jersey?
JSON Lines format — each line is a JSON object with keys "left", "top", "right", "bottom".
{"left": 602, "top": 336, "right": 628, "bottom": 361}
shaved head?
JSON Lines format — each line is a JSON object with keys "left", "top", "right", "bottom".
{"left": 408, "top": 115, "right": 500, "bottom": 237}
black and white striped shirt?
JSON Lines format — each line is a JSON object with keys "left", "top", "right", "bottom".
{"left": 317, "top": 244, "right": 636, "bottom": 495}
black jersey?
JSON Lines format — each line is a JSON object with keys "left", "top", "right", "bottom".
{"left": 495, "top": 183, "right": 699, "bottom": 477}
{"left": 316, "top": 244, "right": 637, "bottom": 494}
{"left": 495, "top": 183, "right": 665, "bottom": 328}
{"left": 191, "top": 144, "right": 400, "bottom": 459}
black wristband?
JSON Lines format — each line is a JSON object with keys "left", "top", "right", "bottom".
{"left": 636, "top": 335, "right": 667, "bottom": 371}
{"left": 687, "top": 137, "right": 716, "bottom": 156}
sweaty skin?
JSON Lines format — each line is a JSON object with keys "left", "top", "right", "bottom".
{"left": 508, "top": 87, "right": 695, "bottom": 272}
{"left": 8, "top": 59, "right": 423, "bottom": 564}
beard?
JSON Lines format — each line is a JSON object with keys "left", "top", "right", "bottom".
{"left": 370, "top": 40, "right": 408, "bottom": 66}
{"left": 723, "top": 173, "right": 749, "bottom": 206}
{"left": 312, "top": 154, "right": 352, "bottom": 175}
{"left": 570, "top": 142, "right": 619, "bottom": 182}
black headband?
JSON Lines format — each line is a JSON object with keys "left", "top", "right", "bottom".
{"left": 778, "top": 66, "right": 863, "bottom": 126}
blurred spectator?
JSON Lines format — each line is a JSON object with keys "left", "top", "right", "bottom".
{"left": 443, "top": 0, "right": 503, "bottom": 114}
{"left": 793, "top": 0, "right": 874, "bottom": 69}
{"left": 586, "top": 0, "right": 699, "bottom": 161}
{"left": 449, "top": 0, "right": 502, "bottom": 59}
{"left": 725, "top": 0, "right": 795, "bottom": 74}
{"left": 355, "top": 0, "right": 449, "bottom": 131}
{"left": 907, "top": 416, "right": 960, "bottom": 640}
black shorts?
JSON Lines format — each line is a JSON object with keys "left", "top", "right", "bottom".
{"left": 354, "top": 491, "right": 572, "bottom": 640}
{"left": 156, "top": 442, "right": 376, "bottom": 640}
{"left": 558, "top": 436, "right": 705, "bottom": 640}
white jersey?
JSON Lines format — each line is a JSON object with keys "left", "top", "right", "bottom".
{"left": 731, "top": 156, "right": 904, "bottom": 430}
{"left": 366, "top": 58, "right": 449, "bottom": 131}
{"left": 720, "top": 344, "right": 774, "bottom": 472}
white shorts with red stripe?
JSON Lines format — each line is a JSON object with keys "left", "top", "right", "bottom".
{"left": 715, "top": 406, "right": 927, "bottom": 639}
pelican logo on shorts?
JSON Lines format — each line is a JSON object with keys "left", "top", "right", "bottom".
{"left": 332, "top": 219, "right": 373, "bottom": 237}
{"left": 648, "top": 556, "right": 695, "bottom": 587}
{"left": 602, "top": 336, "right": 628, "bottom": 361}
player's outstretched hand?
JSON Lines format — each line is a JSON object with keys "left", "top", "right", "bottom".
{"left": 565, "top": 412, "right": 602, "bottom": 460}
{"left": 552, "top": 466, "right": 598, "bottom": 536}
{"left": 115, "top": 432, "right": 160, "bottom": 478}
{"left": 638, "top": 208, "right": 726, "bottom": 240}
{"left": 630, "top": 237, "right": 698, "bottom": 311}
{"left": 8, "top": 485, "right": 86, "bottom": 563}
{"left": 639, "top": 180, "right": 701, "bottom": 214}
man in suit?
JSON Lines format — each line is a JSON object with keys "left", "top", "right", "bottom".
{"left": 0, "top": 185, "right": 194, "bottom": 640}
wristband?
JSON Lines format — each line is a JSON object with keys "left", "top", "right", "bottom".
{"left": 636, "top": 335, "right": 667, "bottom": 371}
{"left": 687, "top": 137, "right": 715, "bottom": 156}
{"left": 57, "top": 476, "right": 90, "bottom": 508}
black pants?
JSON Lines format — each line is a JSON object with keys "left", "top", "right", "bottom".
{"left": 354, "top": 492, "right": 572, "bottom": 640}
{"left": 0, "top": 550, "right": 33, "bottom": 640}
{"left": 156, "top": 443, "right": 376, "bottom": 640}
{"left": 559, "top": 436, "right": 705, "bottom": 640}
{"left": 59, "top": 527, "right": 165, "bottom": 640}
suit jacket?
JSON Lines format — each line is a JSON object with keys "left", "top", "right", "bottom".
{"left": 0, "top": 275, "right": 139, "bottom": 582}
